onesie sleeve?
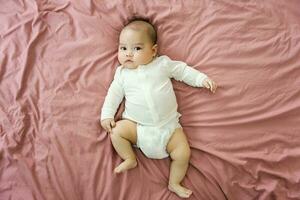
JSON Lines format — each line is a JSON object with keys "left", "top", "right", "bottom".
{"left": 100, "top": 67, "right": 125, "bottom": 120}
{"left": 162, "top": 55, "right": 208, "bottom": 87}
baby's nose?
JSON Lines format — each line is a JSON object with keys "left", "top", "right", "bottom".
{"left": 126, "top": 50, "right": 133, "bottom": 57}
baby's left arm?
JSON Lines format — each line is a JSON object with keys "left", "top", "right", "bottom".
{"left": 164, "top": 56, "right": 217, "bottom": 92}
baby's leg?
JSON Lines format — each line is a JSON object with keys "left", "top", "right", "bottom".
{"left": 110, "top": 119, "right": 137, "bottom": 173}
{"left": 166, "top": 128, "right": 192, "bottom": 198}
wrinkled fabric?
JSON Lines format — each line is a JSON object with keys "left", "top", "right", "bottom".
{"left": 0, "top": 0, "right": 300, "bottom": 200}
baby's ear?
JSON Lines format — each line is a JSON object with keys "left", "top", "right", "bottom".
{"left": 152, "top": 44, "right": 158, "bottom": 57}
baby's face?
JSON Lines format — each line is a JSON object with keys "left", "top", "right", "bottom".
{"left": 118, "top": 28, "right": 157, "bottom": 69}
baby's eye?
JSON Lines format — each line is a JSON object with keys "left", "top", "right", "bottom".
{"left": 120, "top": 46, "right": 127, "bottom": 51}
{"left": 134, "top": 47, "right": 142, "bottom": 51}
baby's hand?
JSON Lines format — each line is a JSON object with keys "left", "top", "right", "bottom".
{"left": 100, "top": 118, "right": 116, "bottom": 133}
{"left": 203, "top": 78, "right": 217, "bottom": 93}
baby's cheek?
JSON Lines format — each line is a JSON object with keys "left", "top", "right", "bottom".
{"left": 117, "top": 54, "right": 124, "bottom": 62}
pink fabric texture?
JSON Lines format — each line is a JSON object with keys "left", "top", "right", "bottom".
{"left": 1, "top": 0, "right": 300, "bottom": 199}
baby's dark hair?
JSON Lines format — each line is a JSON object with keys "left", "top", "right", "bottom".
{"left": 124, "top": 17, "right": 157, "bottom": 45}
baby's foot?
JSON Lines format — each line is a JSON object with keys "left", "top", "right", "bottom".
{"left": 114, "top": 159, "right": 137, "bottom": 173}
{"left": 168, "top": 183, "right": 192, "bottom": 198}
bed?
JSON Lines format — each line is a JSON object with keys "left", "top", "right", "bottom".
{"left": 1, "top": 0, "right": 300, "bottom": 199}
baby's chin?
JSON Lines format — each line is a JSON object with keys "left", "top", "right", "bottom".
{"left": 122, "top": 62, "right": 138, "bottom": 69}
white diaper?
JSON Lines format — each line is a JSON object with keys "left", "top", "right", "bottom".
{"left": 136, "top": 116, "right": 181, "bottom": 159}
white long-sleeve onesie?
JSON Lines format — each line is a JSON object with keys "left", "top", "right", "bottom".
{"left": 101, "top": 55, "right": 207, "bottom": 127}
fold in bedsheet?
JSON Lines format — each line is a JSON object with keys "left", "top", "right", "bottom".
{"left": 1, "top": 0, "right": 300, "bottom": 199}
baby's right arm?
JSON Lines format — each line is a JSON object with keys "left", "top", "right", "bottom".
{"left": 100, "top": 67, "right": 124, "bottom": 132}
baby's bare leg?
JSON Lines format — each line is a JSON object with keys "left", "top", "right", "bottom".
{"left": 166, "top": 128, "right": 192, "bottom": 198}
{"left": 110, "top": 119, "right": 137, "bottom": 173}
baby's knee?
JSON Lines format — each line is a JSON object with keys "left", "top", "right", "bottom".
{"left": 110, "top": 120, "right": 137, "bottom": 144}
{"left": 182, "top": 146, "right": 191, "bottom": 161}
{"left": 171, "top": 145, "right": 191, "bottom": 162}
{"left": 109, "top": 124, "right": 131, "bottom": 141}
{"left": 110, "top": 127, "right": 121, "bottom": 140}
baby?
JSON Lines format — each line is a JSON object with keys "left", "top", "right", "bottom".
{"left": 100, "top": 18, "right": 217, "bottom": 198}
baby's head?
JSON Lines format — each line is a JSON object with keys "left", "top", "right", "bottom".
{"left": 118, "top": 18, "right": 158, "bottom": 69}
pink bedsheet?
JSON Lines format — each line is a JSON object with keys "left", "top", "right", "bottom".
{"left": 1, "top": 0, "right": 300, "bottom": 199}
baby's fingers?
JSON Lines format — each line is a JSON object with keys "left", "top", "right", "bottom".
{"left": 102, "top": 123, "right": 112, "bottom": 133}
{"left": 106, "top": 124, "right": 112, "bottom": 133}
{"left": 110, "top": 120, "right": 116, "bottom": 128}
{"left": 206, "top": 80, "right": 214, "bottom": 92}
{"left": 203, "top": 81, "right": 210, "bottom": 89}
{"left": 203, "top": 78, "right": 217, "bottom": 93}
{"left": 211, "top": 82, "right": 217, "bottom": 93}
{"left": 208, "top": 81, "right": 214, "bottom": 92}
